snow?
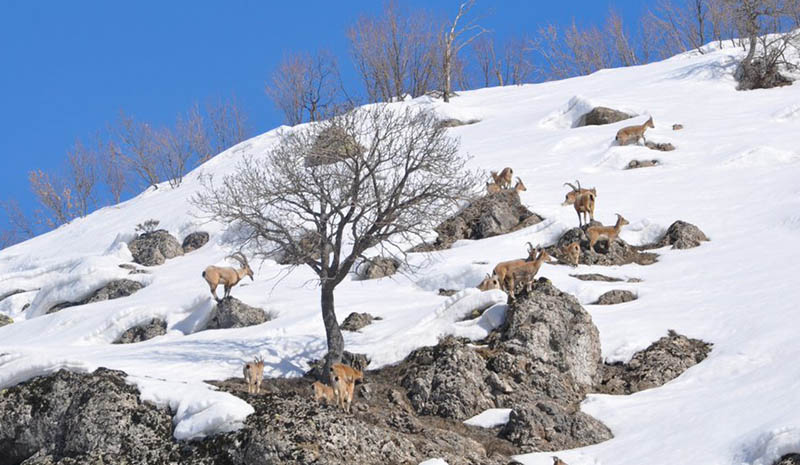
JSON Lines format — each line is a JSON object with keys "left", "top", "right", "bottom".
{"left": 0, "top": 37, "right": 799, "bottom": 464}
{"left": 463, "top": 408, "right": 512, "bottom": 428}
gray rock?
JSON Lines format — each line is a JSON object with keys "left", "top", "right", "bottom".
{"left": 570, "top": 273, "right": 623, "bottom": 282}
{"left": 47, "top": 279, "right": 145, "bottom": 315}
{"left": 657, "top": 220, "right": 709, "bottom": 249}
{"left": 775, "top": 454, "right": 800, "bottom": 465}
{"left": 672, "top": 123, "right": 684, "bottom": 130}
{"left": 305, "top": 125, "right": 366, "bottom": 167}
{"left": 418, "top": 190, "right": 543, "bottom": 251}
{"left": 113, "top": 318, "right": 167, "bottom": 344}
{"left": 128, "top": 230, "right": 183, "bottom": 266}
{"left": 0, "top": 314, "right": 12, "bottom": 327}
{"left": 626, "top": 159, "right": 660, "bottom": 169}
{"left": 594, "top": 290, "right": 637, "bottom": 305}
{"left": 0, "top": 368, "right": 176, "bottom": 464}
{"left": 644, "top": 141, "right": 675, "bottom": 152}
{"left": 438, "top": 288, "right": 459, "bottom": 296}
{"left": 304, "top": 350, "right": 371, "bottom": 381}
{"left": 436, "top": 118, "right": 480, "bottom": 129}
{"left": 181, "top": 231, "right": 209, "bottom": 253}
{"left": 118, "top": 264, "right": 149, "bottom": 274}
{"left": 549, "top": 227, "right": 658, "bottom": 266}
{"left": 357, "top": 257, "right": 400, "bottom": 280}
{"left": 578, "top": 107, "right": 632, "bottom": 126}
{"left": 205, "top": 297, "right": 270, "bottom": 330}
{"left": 276, "top": 229, "right": 320, "bottom": 265}
{"left": 500, "top": 401, "right": 612, "bottom": 452}
{"left": 736, "top": 57, "right": 793, "bottom": 91}
{"left": 340, "top": 312, "right": 379, "bottom": 332}
{"left": 597, "top": 330, "right": 712, "bottom": 394}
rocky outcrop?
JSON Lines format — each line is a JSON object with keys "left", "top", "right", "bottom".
{"left": 416, "top": 190, "right": 543, "bottom": 251}
{"left": 128, "top": 230, "right": 183, "bottom": 266}
{"left": 775, "top": 454, "right": 800, "bottom": 465}
{"left": 182, "top": 231, "right": 209, "bottom": 253}
{"left": 549, "top": 226, "right": 658, "bottom": 266}
{"left": 656, "top": 220, "right": 709, "bottom": 249}
{"left": 594, "top": 290, "right": 637, "bottom": 305}
{"left": 205, "top": 297, "right": 271, "bottom": 330}
{"left": 736, "top": 57, "right": 793, "bottom": 91}
{"left": 500, "top": 401, "right": 612, "bottom": 452}
{"left": 597, "top": 330, "right": 712, "bottom": 395}
{"left": 340, "top": 312, "right": 379, "bottom": 332}
{"left": 0, "top": 314, "right": 12, "bottom": 327}
{"left": 626, "top": 159, "right": 660, "bottom": 169}
{"left": 47, "top": 279, "right": 145, "bottom": 315}
{"left": 357, "top": 257, "right": 400, "bottom": 280}
{"left": 0, "top": 368, "right": 176, "bottom": 465}
{"left": 113, "top": 318, "right": 167, "bottom": 344}
{"left": 578, "top": 107, "right": 633, "bottom": 126}
{"left": 305, "top": 125, "right": 366, "bottom": 167}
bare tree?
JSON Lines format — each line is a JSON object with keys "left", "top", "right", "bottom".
{"left": 441, "top": 0, "right": 487, "bottom": 102}
{"left": 606, "top": 9, "right": 640, "bottom": 66}
{"left": 471, "top": 34, "right": 498, "bottom": 87}
{"left": 28, "top": 170, "right": 72, "bottom": 228}
{"left": 204, "top": 97, "right": 250, "bottom": 159}
{"left": 194, "top": 105, "right": 478, "bottom": 378}
{"left": 101, "top": 138, "right": 127, "bottom": 203}
{"left": 266, "top": 51, "right": 344, "bottom": 125}
{"left": 64, "top": 139, "right": 99, "bottom": 217}
{"left": 112, "top": 112, "right": 163, "bottom": 190}
{"left": 499, "top": 35, "right": 535, "bottom": 85}
{"left": 1, "top": 199, "right": 35, "bottom": 248}
{"left": 348, "top": 1, "right": 440, "bottom": 102}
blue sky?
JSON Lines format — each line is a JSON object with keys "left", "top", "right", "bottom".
{"left": 0, "top": 0, "right": 645, "bottom": 229}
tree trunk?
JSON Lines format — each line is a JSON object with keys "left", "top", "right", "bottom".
{"left": 443, "top": 46, "right": 452, "bottom": 103}
{"left": 320, "top": 284, "right": 344, "bottom": 383}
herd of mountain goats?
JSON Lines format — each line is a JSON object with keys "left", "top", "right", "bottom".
{"left": 226, "top": 116, "right": 661, "bottom": 417}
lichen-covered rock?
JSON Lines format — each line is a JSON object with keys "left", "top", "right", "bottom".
{"left": 418, "top": 190, "right": 543, "bottom": 251}
{"left": 340, "top": 312, "right": 379, "bottom": 332}
{"left": 550, "top": 226, "right": 658, "bottom": 266}
{"left": 500, "top": 401, "right": 612, "bottom": 452}
{"left": 657, "top": 220, "right": 709, "bottom": 249}
{"left": 594, "top": 290, "right": 637, "bottom": 305}
{"left": 181, "top": 231, "right": 209, "bottom": 253}
{"left": 0, "top": 314, "right": 12, "bottom": 327}
{"left": 578, "top": 107, "right": 633, "bottom": 126}
{"left": 775, "top": 454, "right": 800, "bottom": 465}
{"left": 570, "top": 273, "right": 623, "bottom": 282}
{"left": 113, "top": 318, "right": 167, "bottom": 344}
{"left": 128, "top": 230, "right": 183, "bottom": 266}
{"left": 47, "top": 279, "right": 145, "bottom": 314}
{"left": 0, "top": 368, "right": 176, "bottom": 464}
{"left": 357, "top": 257, "right": 400, "bottom": 280}
{"left": 205, "top": 297, "right": 270, "bottom": 330}
{"left": 597, "top": 330, "right": 712, "bottom": 394}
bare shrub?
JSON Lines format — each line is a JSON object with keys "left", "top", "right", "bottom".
{"left": 135, "top": 219, "right": 161, "bottom": 235}
{"left": 441, "top": 0, "right": 487, "bottom": 102}
{"left": 194, "top": 105, "right": 478, "bottom": 379}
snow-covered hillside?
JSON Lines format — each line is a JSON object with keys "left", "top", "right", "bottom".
{"left": 2, "top": 40, "right": 800, "bottom": 464}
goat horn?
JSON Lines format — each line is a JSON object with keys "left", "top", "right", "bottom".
{"left": 576, "top": 179, "right": 582, "bottom": 190}
{"left": 563, "top": 182, "right": 578, "bottom": 191}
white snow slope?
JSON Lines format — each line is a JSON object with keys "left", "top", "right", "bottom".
{"left": 2, "top": 40, "right": 800, "bottom": 463}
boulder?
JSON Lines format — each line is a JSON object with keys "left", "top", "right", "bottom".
{"left": 276, "top": 230, "right": 320, "bottom": 265}
{"left": 775, "top": 454, "right": 800, "bottom": 465}
{"left": 0, "top": 368, "right": 175, "bottom": 464}
{"left": 736, "top": 57, "right": 793, "bottom": 91}
{"left": 594, "top": 290, "right": 637, "bottom": 305}
{"left": 340, "top": 312, "right": 379, "bottom": 332}
{"left": 578, "top": 107, "right": 633, "bottom": 126}
{"left": 205, "top": 297, "right": 270, "bottom": 330}
{"left": 305, "top": 125, "right": 365, "bottom": 167}
{"left": 113, "top": 319, "right": 167, "bottom": 344}
{"left": 549, "top": 226, "right": 658, "bottom": 266}
{"left": 644, "top": 141, "right": 675, "bottom": 152}
{"left": 626, "top": 159, "right": 660, "bottom": 169}
{"left": 436, "top": 118, "right": 480, "bottom": 129}
{"left": 597, "top": 330, "right": 712, "bottom": 395}
{"left": 438, "top": 288, "right": 459, "bottom": 296}
{"left": 570, "top": 273, "right": 623, "bottom": 282}
{"left": 357, "top": 257, "right": 400, "bottom": 280}
{"left": 0, "top": 314, "right": 12, "bottom": 327}
{"left": 128, "top": 230, "right": 183, "bottom": 266}
{"left": 500, "top": 401, "right": 612, "bottom": 452}
{"left": 181, "top": 231, "right": 209, "bottom": 253}
{"left": 419, "top": 190, "right": 543, "bottom": 251}
{"left": 47, "top": 279, "right": 145, "bottom": 315}
{"left": 656, "top": 220, "right": 709, "bottom": 249}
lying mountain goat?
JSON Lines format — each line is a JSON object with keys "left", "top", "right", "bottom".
{"left": 562, "top": 241, "right": 581, "bottom": 267}
{"left": 566, "top": 180, "right": 595, "bottom": 227}
{"left": 616, "top": 117, "right": 654, "bottom": 146}
{"left": 490, "top": 167, "right": 514, "bottom": 189}
{"left": 492, "top": 243, "right": 538, "bottom": 292}
{"left": 504, "top": 248, "right": 552, "bottom": 299}
{"left": 477, "top": 273, "right": 501, "bottom": 291}
{"left": 243, "top": 356, "right": 265, "bottom": 394}
{"left": 202, "top": 252, "right": 253, "bottom": 301}
{"left": 585, "top": 214, "right": 630, "bottom": 252}
{"left": 562, "top": 180, "right": 596, "bottom": 206}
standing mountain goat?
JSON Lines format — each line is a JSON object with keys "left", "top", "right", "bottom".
{"left": 585, "top": 214, "right": 630, "bottom": 252}
{"left": 504, "top": 248, "right": 552, "bottom": 299}
{"left": 492, "top": 243, "right": 538, "bottom": 292}
{"left": 202, "top": 252, "right": 253, "bottom": 301}
{"left": 243, "top": 356, "right": 265, "bottom": 394}
{"left": 490, "top": 167, "right": 514, "bottom": 189}
{"left": 616, "top": 117, "right": 654, "bottom": 146}
{"left": 562, "top": 180, "right": 596, "bottom": 206}
{"left": 566, "top": 180, "right": 595, "bottom": 227}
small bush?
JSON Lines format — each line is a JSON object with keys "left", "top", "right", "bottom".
{"left": 135, "top": 219, "right": 160, "bottom": 235}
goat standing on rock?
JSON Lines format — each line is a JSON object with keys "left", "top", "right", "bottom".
{"left": 586, "top": 214, "right": 630, "bottom": 252}
{"left": 202, "top": 252, "right": 253, "bottom": 301}
{"left": 564, "top": 180, "right": 596, "bottom": 227}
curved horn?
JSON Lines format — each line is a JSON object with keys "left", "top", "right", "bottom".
{"left": 576, "top": 179, "right": 582, "bottom": 191}
{"left": 563, "top": 182, "right": 578, "bottom": 192}
{"left": 526, "top": 242, "right": 535, "bottom": 252}
{"left": 228, "top": 252, "right": 249, "bottom": 267}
